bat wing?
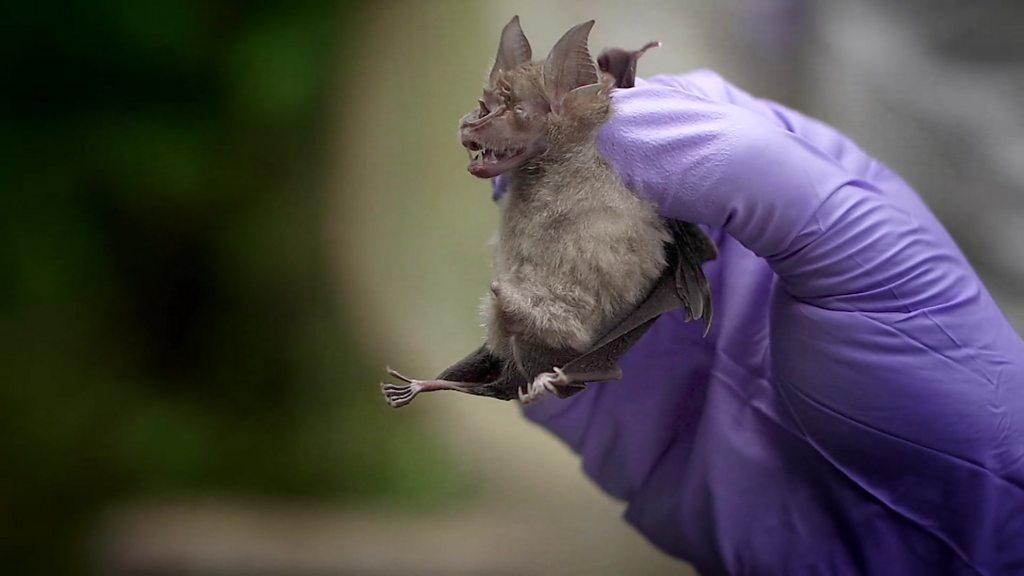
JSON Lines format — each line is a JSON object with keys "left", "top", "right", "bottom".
{"left": 435, "top": 344, "right": 523, "bottom": 401}
{"left": 431, "top": 222, "right": 716, "bottom": 402}
{"left": 557, "top": 220, "right": 716, "bottom": 393}
{"left": 510, "top": 336, "right": 580, "bottom": 382}
{"left": 668, "top": 220, "right": 716, "bottom": 331}
{"left": 558, "top": 265, "right": 678, "bottom": 380}
{"left": 437, "top": 344, "right": 504, "bottom": 383}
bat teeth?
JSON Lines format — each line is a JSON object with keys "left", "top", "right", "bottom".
{"left": 468, "top": 146, "right": 523, "bottom": 164}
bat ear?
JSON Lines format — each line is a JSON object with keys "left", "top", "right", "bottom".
{"left": 489, "top": 15, "right": 533, "bottom": 86}
{"left": 560, "top": 82, "right": 606, "bottom": 118}
{"left": 543, "top": 20, "right": 599, "bottom": 113}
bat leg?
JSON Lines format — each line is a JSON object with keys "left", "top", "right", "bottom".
{"left": 381, "top": 367, "right": 483, "bottom": 408}
{"left": 519, "top": 365, "right": 623, "bottom": 404}
{"left": 381, "top": 367, "right": 518, "bottom": 408}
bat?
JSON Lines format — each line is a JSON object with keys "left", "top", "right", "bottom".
{"left": 382, "top": 16, "right": 715, "bottom": 408}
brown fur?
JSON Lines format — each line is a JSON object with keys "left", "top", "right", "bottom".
{"left": 380, "top": 20, "right": 712, "bottom": 409}
{"left": 481, "top": 64, "right": 670, "bottom": 356}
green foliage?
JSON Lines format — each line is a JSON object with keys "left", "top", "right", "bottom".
{"left": 0, "top": 2, "right": 456, "bottom": 573}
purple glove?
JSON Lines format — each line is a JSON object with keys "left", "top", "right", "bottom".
{"left": 516, "top": 71, "right": 1024, "bottom": 574}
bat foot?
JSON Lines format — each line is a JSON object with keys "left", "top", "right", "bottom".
{"left": 381, "top": 367, "right": 423, "bottom": 408}
{"left": 519, "top": 367, "right": 569, "bottom": 405}
{"left": 381, "top": 381, "right": 422, "bottom": 408}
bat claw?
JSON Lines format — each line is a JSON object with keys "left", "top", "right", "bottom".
{"left": 519, "top": 367, "right": 569, "bottom": 405}
{"left": 551, "top": 366, "right": 568, "bottom": 386}
{"left": 380, "top": 369, "right": 423, "bottom": 408}
{"left": 386, "top": 367, "right": 414, "bottom": 383}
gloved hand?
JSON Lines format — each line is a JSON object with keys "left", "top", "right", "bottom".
{"left": 514, "top": 71, "right": 1024, "bottom": 575}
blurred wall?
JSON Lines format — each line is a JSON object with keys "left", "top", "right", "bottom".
{"left": 2, "top": 2, "right": 455, "bottom": 574}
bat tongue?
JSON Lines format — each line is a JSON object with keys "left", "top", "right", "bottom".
{"left": 469, "top": 161, "right": 504, "bottom": 178}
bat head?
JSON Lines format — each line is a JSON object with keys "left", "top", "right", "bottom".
{"left": 459, "top": 17, "right": 609, "bottom": 179}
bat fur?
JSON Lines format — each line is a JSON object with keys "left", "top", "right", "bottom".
{"left": 382, "top": 17, "right": 715, "bottom": 407}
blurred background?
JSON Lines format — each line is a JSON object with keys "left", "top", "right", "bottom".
{"left": 2, "top": 1, "right": 1021, "bottom": 574}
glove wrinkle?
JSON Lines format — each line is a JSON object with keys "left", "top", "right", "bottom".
{"left": 777, "top": 375, "right": 1011, "bottom": 576}
{"left": 519, "top": 69, "right": 1024, "bottom": 573}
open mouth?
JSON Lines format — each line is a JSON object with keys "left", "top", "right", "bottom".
{"left": 463, "top": 137, "right": 549, "bottom": 179}
{"left": 466, "top": 145, "right": 528, "bottom": 178}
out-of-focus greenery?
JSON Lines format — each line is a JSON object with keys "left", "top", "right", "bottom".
{"left": 0, "top": 2, "right": 457, "bottom": 573}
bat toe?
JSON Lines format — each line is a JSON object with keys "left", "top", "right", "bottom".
{"left": 381, "top": 381, "right": 421, "bottom": 408}
{"left": 519, "top": 370, "right": 566, "bottom": 404}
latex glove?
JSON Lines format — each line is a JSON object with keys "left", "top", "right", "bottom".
{"left": 514, "top": 71, "right": 1024, "bottom": 575}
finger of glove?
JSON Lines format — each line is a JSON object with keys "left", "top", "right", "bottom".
{"left": 491, "top": 175, "right": 507, "bottom": 201}
{"left": 596, "top": 80, "right": 849, "bottom": 258}
{"left": 645, "top": 70, "right": 957, "bottom": 235}
{"left": 597, "top": 79, "right": 981, "bottom": 310}
{"left": 645, "top": 70, "right": 878, "bottom": 181}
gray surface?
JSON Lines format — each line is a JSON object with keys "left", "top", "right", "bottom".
{"left": 804, "top": 1, "right": 1024, "bottom": 329}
